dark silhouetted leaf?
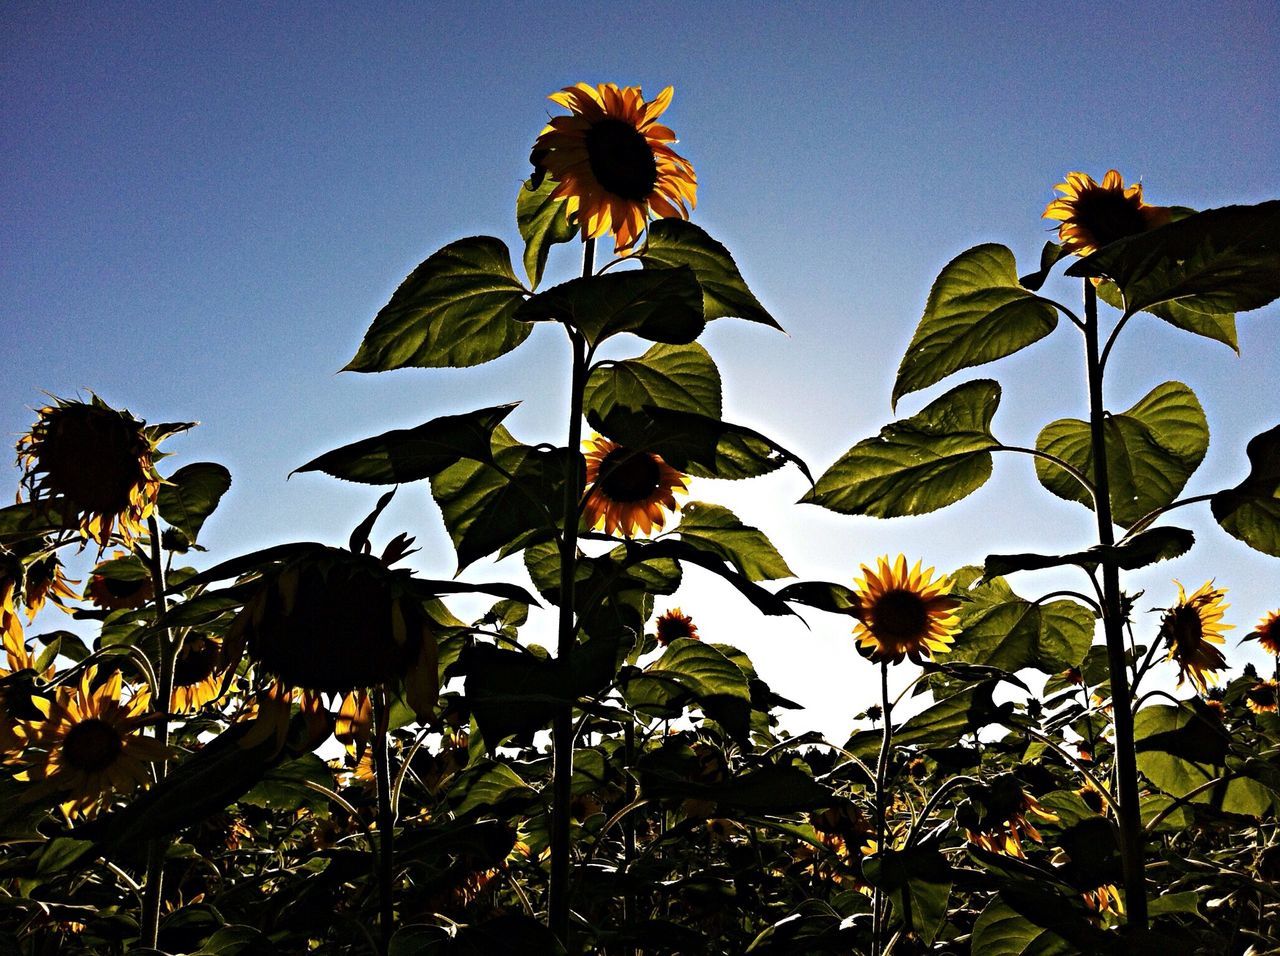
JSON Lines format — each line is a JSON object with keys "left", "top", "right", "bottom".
{"left": 1212, "top": 423, "right": 1280, "bottom": 556}
{"left": 584, "top": 342, "right": 721, "bottom": 425}
{"left": 157, "top": 462, "right": 231, "bottom": 544}
{"left": 515, "top": 266, "right": 703, "bottom": 346}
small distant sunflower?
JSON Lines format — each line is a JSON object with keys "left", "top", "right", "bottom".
{"left": 1042, "top": 169, "right": 1171, "bottom": 258}
{"left": 1245, "top": 680, "right": 1280, "bottom": 715}
{"left": 851, "top": 555, "right": 960, "bottom": 665}
{"left": 16, "top": 396, "right": 165, "bottom": 549}
{"left": 1159, "top": 580, "right": 1231, "bottom": 694}
{"left": 582, "top": 436, "right": 687, "bottom": 537}
{"left": 85, "top": 554, "right": 154, "bottom": 610}
{"left": 531, "top": 82, "right": 697, "bottom": 252}
{"left": 656, "top": 608, "right": 698, "bottom": 646}
{"left": 957, "top": 774, "right": 1057, "bottom": 859}
{"left": 13, "top": 665, "right": 168, "bottom": 818}
{"left": 171, "top": 634, "right": 228, "bottom": 713}
{"left": 22, "top": 554, "right": 79, "bottom": 621}
{"left": 1082, "top": 883, "right": 1125, "bottom": 917}
{"left": 1247, "top": 610, "right": 1280, "bottom": 657}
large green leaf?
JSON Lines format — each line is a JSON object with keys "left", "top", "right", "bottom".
{"left": 293, "top": 404, "right": 516, "bottom": 485}
{"left": 863, "top": 843, "right": 952, "bottom": 945}
{"left": 1096, "top": 279, "right": 1237, "bottom": 352}
{"left": 672, "top": 501, "right": 792, "bottom": 582}
{"left": 894, "top": 244, "right": 1060, "bottom": 407}
{"left": 514, "top": 266, "right": 704, "bottom": 347}
{"left": 1035, "top": 381, "right": 1208, "bottom": 528}
{"left": 803, "top": 379, "right": 1001, "bottom": 517}
{"left": 1212, "top": 423, "right": 1280, "bottom": 556}
{"left": 894, "top": 682, "right": 1005, "bottom": 749}
{"left": 952, "top": 577, "right": 1094, "bottom": 674}
{"left": 1067, "top": 201, "right": 1280, "bottom": 317}
{"left": 584, "top": 342, "right": 721, "bottom": 424}
{"left": 516, "top": 177, "right": 577, "bottom": 289}
{"left": 345, "top": 237, "right": 529, "bottom": 372}
{"left": 430, "top": 426, "right": 568, "bottom": 571}
{"left": 622, "top": 637, "right": 751, "bottom": 732}
{"left": 640, "top": 219, "right": 781, "bottom": 330}
{"left": 156, "top": 462, "right": 232, "bottom": 544}
{"left": 448, "top": 761, "right": 538, "bottom": 819}
{"left": 970, "top": 900, "right": 1081, "bottom": 956}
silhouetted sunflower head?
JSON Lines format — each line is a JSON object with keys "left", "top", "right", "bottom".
{"left": 851, "top": 555, "right": 960, "bottom": 665}
{"left": 655, "top": 608, "right": 699, "bottom": 646}
{"left": 582, "top": 436, "right": 687, "bottom": 537}
{"left": 957, "top": 773, "right": 1057, "bottom": 859}
{"left": 1043, "top": 169, "right": 1170, "bottom": 258}
{"left": 1247, "top": 609, "right": 1280, "bottom": 657}
{"left": 1159, "top": 580, "right": 1231, "bottom": 694}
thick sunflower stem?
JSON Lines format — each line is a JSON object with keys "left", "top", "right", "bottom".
{"left": 140, "top": 516, "right": 174, "bottom": 949}
{"left": 1084, "top": 281, "right": 1147, "bottom": 932}
{"left": 549, "top": 236, "right": 595, "bottom": 947}
{"left": 872, "top": 660, "right": 893, "bottom": 956}
{"left": 373, "top": 688, "right": 396, "bottom": 953}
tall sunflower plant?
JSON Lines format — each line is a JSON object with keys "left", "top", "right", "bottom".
{"left": 791, "top": 173, "right": 1280, "bottom": 948}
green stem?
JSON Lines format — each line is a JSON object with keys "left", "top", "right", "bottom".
{"left": 872, "top": 660, "right": 892, "bottom": 956}
{"left": 373, "top": 687, "right": 396, "bottom": 953}
{"left": 1084, "top": 281, "right": 1147, "bottom": 931}
{"left": 140, "top": 516, "right": 174, "bottom": 949}
{"left": 549, "top": 235, "right": 595, "bottom": 948}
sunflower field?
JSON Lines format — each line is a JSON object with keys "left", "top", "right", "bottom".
{"left": 3, "top": 81, "right": 1280, "bottom": 956}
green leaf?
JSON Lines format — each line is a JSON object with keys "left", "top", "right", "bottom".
{"left": 626, "top": 539, "right": 796, "bottom": 617}
{"left": 448, "top": 761, "right": 537, "bottom": 819}
{"left": 984, "top": 526, "right": 1195, "bottom": 578}
{"left": 952, "top": 577, "right": 1095, "bottom": 674}
{"left": 345, "top": 236, "right": 529, "bottom": 372}
{"left": 970, "top": 900, "right": 1081, "bottom": 956}
{"left": 155, "top": 462, "right": 231, "bottom": 544}
{"left": 514, "top": 266, "right": 703, "bottom": 347}
{"left": 0, "top": 500, "right": 72, "bottom": 545}
{"left": 1035, "top": 381, "right": 1208, "bottom": 528}
{"left": 623, "top": 637, "right": 752, "bottom": 737}
{"left": 894, "top": 682, "right": 1006, "bottom": 749}
{"left": 894, "top": 244, "right": 1060, "bottom": 407}
{"left": 1212, "top": 423, "right": 1280, "bottom": 556}
{"left": 516, "top": 177, "right": 577, "bottom": 289}
{"left": 1067, "top": 201, "right": 1280, "bottom": 317}
{"left": 803, "top": 379, "right": 1001, "bottom": 517}
{"left": 240, "top": 754, "right": 333, "bottom": 812}
{"left": 1018, "top": 241, "right": 1072, "bottom": 292}
{"left": 640, "top": 219, "right": 781, "bottom": 330}
{"left": 584, "top": 342, "right": 721, "bottom": 425}
{"left": 673, "top": 501, "right": 792, "bottom": 581}
{"left": 36, "top": 837, "right": 95, "bottom": 875}
{"left": 294, "top": 404, "right": 517, "bottom": 484}
{"left": 1096, "top": 279, "right": 1237, "bottom": 352}
{"left": 863, "top": 843, "right": 952, "bottom": 944}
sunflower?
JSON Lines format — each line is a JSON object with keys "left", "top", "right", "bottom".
{"left": 582, "top": 436, "right": 687, "bottom": 537}
{"left": 16, "top": 396, "right": 165, "bottom": 550}
{"left": 22, "top": 554, "right": 78, "bottom": 621}
{"left": 1042, "top": 169, "right": 1171, "bottom": 258}
{"left": 1081, "top": 883, "right": 1124, "bottom": 917}
{"left": 850, "top": 555, "right": 960, "bottom": 665}
{"left": 13, "top": 665, "right": 168, "bottom": 818}
{"left": 656, "top": 608, "right": 699, "bottom": 646}
{"left": 1159, "top": 580, "right": 1231, "bottom": 694}
{"left": 85, "top": 554, "right": 154, "bottom": 610}
{"left": 957, "top": 774, "right": 1058, "bottom": 859}
{"left": 1247, "top": 610, "right": 1280, "bottom": 657}
{"left": 1, "top": 565, "right": 23, "bottom": 648}
{"left": 1245, "top": 680, "right": 1280, "bottom": 715}
{"left": 334, "top": 689, "right": 373, "bottom": 759}
{"left": 530, "top": 82, "right": 696, "bottom": 252}
{"left": 171, "top": 634, "right": 229, "bottom": 713}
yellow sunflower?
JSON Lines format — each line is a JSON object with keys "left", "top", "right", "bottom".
{"left": 85, "top": 554, "right": 154, "bottom": 610}
{"left": 1, "top": 565, "right": 23, "bottom": 649}
{"left": 13, "top": 665, "right": 168, "bottom": 818}
{"left": 1247, "top": 610, "right": 1280, "bottom": 657}
{"left": 1245, "top": 680, "right": 1280, "bottom": 715}
{"left": 655, "top": 607, "right": 699, "bottom": 646}
{"left": 22, "top": 554, "right": 79, "bottom": 621}
{"left": 334, "top": 689, "right": 373, "bottom": 759}
{"left": 1042, "top": 169, "right": 1171, "bottom": 257}
{"left": 582, "top": 436, "right": 687, "bottom": 537}
{"left": 1159, "top": 580, "right": 1231, "bottom": 694}
{"left": 958, "top": 774, "right": 1057, "bottom": 859}
{"left": 531, "top": 82, "right": 697, "bottom": 252}
{"left": 16, "top": 396, "right": 165, "bottom": 550}
{"left": 850, "top": 555, "right": 960, "bottom": 665}
{"left": 171, "top": 634, "right": 229, "bottom": 713}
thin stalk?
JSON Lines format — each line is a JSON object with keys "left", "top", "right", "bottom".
{"left": 1084, "top": 281, "right": 1147, "bottom": 931}
{"left": 373, "top": 687, "right": 396, "bottom": 953}
{"left": 549, "top": 235, "right": 595, "bottom": 947}
{"left": 872, "top": 660, "right": 893, "bottom": 956}
{"left": 140, "top": 516, "right": 174, "bottom": 949}
{"left": 995, "top": 445, "right": 1098, "bottom": 501}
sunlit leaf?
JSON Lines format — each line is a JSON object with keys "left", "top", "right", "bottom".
{"left": 952, "top": 577, "right": 1094, "bottom": 674}
{"left": 240, "top": 754, "right": 332, "bottom": 812}
{"left": 584, "top": 342, "right": 721, "bottom": 424}
{"left": 672, "top": 501, "right": 792, "bottom": 582}
{"left": 155, "top": 462, "right": 231, "bottom": 544}
{"left": 345, "top": 237, "right": 529, "bottom": 372}
{"left": 1096, "top": 278, "right": 1237, "bottom": 352}
{"left": 1211, "top": 423, "right": 1280, "bottom": 556}
{"left": 1035, "top": 381, "right": 1208, "bottom": 528}
{"left": 804, "top": 379, "right": 1001, "bottom": 517}
{"left": 894, "top": 244, "right": 1059, "bottom": 406}
{"left": 516, "top": 176, "right": 577, "bottom": 289}
{"left": 970, "top": 899, "right": 1082, "bottom": 956}
{"left": 863, "top": 843, "right": 952, "bottom": 944}
{"left": 894, "top": 682, "right": 1006, "bottom": 749}
{"left": 448, "top": 761, "right": 538, "bottom": 819}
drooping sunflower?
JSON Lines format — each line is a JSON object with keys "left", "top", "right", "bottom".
{"left": 1247, "top": 609, "right": 1280, "bottom": 657}
{"left": 85, "top": 554, "right": 154, "bottom": 610}
{"left": 1245, "top": 680, "right": 1280, "bottom": 715}
{"left": 1042, "top": 169, "right": 1171, "bottom": 258}
{"left": 1158, "top": 580, "right": 1231, "bottom": 694}
{"left": 171, "top": 634, "right": 229, "bottom": 713}
{"left": 16, "top": 396, "right": 166, "bottom": 549}
{"left": 530, "top": 82, "right": 697, "bottom": 252}
{"left": 582, "top": 436, "right": 687, "bottom": 537}
{"left": 655, "top": 608, "right": 699, "bottom": 646}
{"left": 13, "top": 665, "right": 168, "bottom": 818}
{"left": 957, "top": 774, "right": 1058, "bottom": 859}
{"left": 850, "top": 555, "right": 960, "bottom": 665}
{"left": 22, "top": 553, "right": 78, "bottom": 621}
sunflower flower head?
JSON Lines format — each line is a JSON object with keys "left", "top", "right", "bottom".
{"left": 582, "top": 436, "right": 687, "bottom": 537}
{"left": 85, "top": 553, "right": 154, "bottom": 610}
{"left": 957, "top": 774, "right": 1057, "bottom": 859}
{"left": 851, "top": 555, "right": 960, "bottom": 665}
{"left": 22, "top": 553, "right": 79, "bottom": 622}
{"left": 1245, "top": 680, "right": 1280, "bottom": 715}
{"left": 655, "top": 607, "right": 699, "bottom": 646}
{"left": 1042, "top": 169, "right": 1171, "bottom": 258}
{"left": 171, "top": 634, "right": 229, "bottom": 713}
{"left": 1159, "top": 580, "right": 1231, "bottom": 694}
{"left": 16, "top": 396, "right": 167, "bottom": 550}
{"left": 1247, "top": 610, "right": 1280, "bottom": 657}
{"left": 531, "top": 82, "right": 697, "bottom": 252}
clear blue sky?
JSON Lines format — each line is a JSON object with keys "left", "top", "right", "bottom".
{"left": 4, "top": 2, "right": 1279, "bottom": 736}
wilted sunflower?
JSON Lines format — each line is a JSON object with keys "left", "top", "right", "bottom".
{"left": 531, "top": 82, "right": 697, "bottom": 252}
{"left": 656, "top": 607, "right": 699, "bottom": 646}
{"left": 851, "top": 555, "right": 960, "bottom": 665}
{"left": 16, "top": 396, "right": 166, "bottom": 549}
{"left": 1042, "top": 169, "right": 1171, "bottom": 258}
{"left": 22, "top": 554, "right": 78, "bottom": 621}
{"left": 1245, "top": 680, "right": 1280, "bottom": 715}
{"left": 957, "top": 774, "right": 1057, "bottom": 859}
{"left": 13, "top": 665, "right": 168, "bottom": 818}
{"left": 1247, "top": 610, "right": 1280, "bottom": 657}
{"left": 1159, "top": 580, "right": 1231, "bottom": 694}
{"left": 171, "top": 634, "right": 229, "bottom": 713}
{"left": 582, "top": 436, "right": 687, "bottom": 537}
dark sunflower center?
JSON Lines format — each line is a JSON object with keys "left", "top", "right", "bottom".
{"left": 599, "top": 449, "right": 661, "bottom": 502}
{"left": 1073, "top": 189, "right": 1149, "bottom": 248}
{"left": 62, "top": 717, "right": 124, "bottom": 773}
{"left": 1167, "top": 605, "right": 1204, "bottom": 653}
{"left": 175, "top": 637, "right": 221, "bottom": 687}
{"left": 39, "top": 408, "right": 144, "bottom": 514}
{"left": 585, "top": 118, "right": 658, "bottom": 200}
{"left": 872, "top": 590, "right": 929, "bottom": 642}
